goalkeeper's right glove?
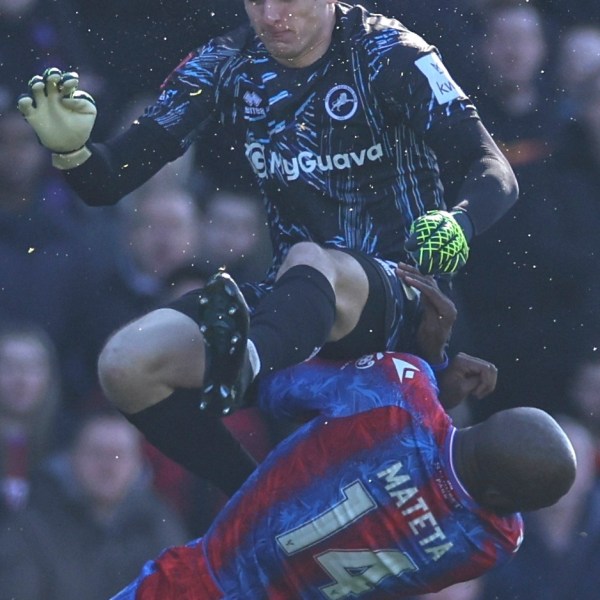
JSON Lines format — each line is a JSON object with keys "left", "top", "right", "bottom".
{"left": 405, "top": 210, "right": 470, "bottom": 275}
{"left": 17, "top": 67, "right": 96, "bottom": 170}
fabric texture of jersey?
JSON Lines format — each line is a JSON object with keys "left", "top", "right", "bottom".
{"left": 112, "top": 353, "right": 523, "bottom": 599}
{"left": 142, "top": 2, "right": 478, "bottom": 286}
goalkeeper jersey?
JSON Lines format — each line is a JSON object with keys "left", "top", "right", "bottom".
{"left": 139, "top": 2, "right": 478, "bottom": 278}
{"left": 113, "top": 353, "right": 523, "bottom": 599}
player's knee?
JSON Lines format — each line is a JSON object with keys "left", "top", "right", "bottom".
{"left": 98, "top": 332, "right": 131, "bottom": 408}
{"left": 97, "top": 324, "right": 150, "bottom": 413}
{"left": 280, "top": 241, "right": 331, "bottom": 274}
{"left": 98, "top": 309, "right": 200, "bottom": 413}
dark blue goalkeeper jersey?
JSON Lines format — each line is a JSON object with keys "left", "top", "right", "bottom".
{"left": 141, "top": 2, "right": 478, "bottom": 279}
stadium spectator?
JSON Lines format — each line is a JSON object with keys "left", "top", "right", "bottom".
{"left": 469, "top": 1, "right": 557, "bottom": 169}
{"left": 199, "top": 189, "right": 271, "bottom": 284}
{"left": 568, "top": 357, "right": 600, "bottom": 472}
{"left": 0, "top": 410, "right": 188, "bottom": 600}
{"left": 451, "top": 1, "right": 569, "bottom": 417}
{"left": 1, "top": 0, "right": 107, "bottom": 126}
{"left": 100, "top": 183, "right": 203, "bottom": 317}
{"left": 0, "top": 322, "right": 63, "bottom": 518}
{"left": 0, "top": 110, "right": 110, "bottom": 408}
{"left": 74, "top": 183, "right": 204, "bottom": 406}
{"left": 555, "top": 24, "right": 600, "bottom": 120}
{"left": 513, "top": 64, "right": 600, "bottom": 404}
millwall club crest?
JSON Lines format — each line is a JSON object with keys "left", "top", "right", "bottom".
{"left": 325, "top": 84, "right": 359, "bottom": 121}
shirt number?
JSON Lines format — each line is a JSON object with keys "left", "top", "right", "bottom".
{"left": 276, "top": 480, "right": 417, "bottom": 598}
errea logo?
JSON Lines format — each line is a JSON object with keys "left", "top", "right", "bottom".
{"left": 325, "top": 84, "right": 359, "bottom": 121}
{"left": 243, "top": 91, "right": 265, "bottom": 117}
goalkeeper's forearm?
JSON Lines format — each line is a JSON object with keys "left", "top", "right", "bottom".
{"left": 430, "top": 118, "right": 519, "bottom": 238}
{"left": 452, "top": 149, "right": 519, "bottom": 236}
{"left": 64, "top": 119, "right": 183, "bottom": 206}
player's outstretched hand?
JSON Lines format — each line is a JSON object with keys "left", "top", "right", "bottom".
{"left": 405, "top": 210, "right": 469, "bottom": 275}
{"left": 396, "top": 262, "right": 456, "bottom": 365}
{"left": 17, "top": 67, "right": 96, "bottom": 168}
{"left": 437, "top": 352, "right": 497, "bottom": 409}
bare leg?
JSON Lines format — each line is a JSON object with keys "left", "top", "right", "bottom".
{"left": 98, "top": 296, "right": 256, "bottom": 495}
{"left": 99, "top": 245, "right": 371, "bottom": 415}
{"left": 276, "top": 243, "right": 370, "bottom": 342}
{"left": 98, "top": 308, "right": 206, "bottom": 414}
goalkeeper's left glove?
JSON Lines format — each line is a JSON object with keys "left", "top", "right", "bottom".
{"left": 405, "top": 210, "right": 471, "bottom": 275}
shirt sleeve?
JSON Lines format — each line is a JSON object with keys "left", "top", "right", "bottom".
{"left": 258, "top": 359, "right": 348, "bottom": 421}
{"left": 258, "top": 353, "right": 441, "bottom": 422}
{"left": 63, "top": 37, "right": 236, "bottom": 206}
{"left": 367, "top": 31, "right": 517, "bottom": 235}
{"left": 143, "top": 41, "right": 223, "bottom": 150}
{"left": 369, "top": 30, "right": 478, "bottom": 137}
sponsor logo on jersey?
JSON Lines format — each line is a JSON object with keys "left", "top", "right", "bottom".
{"left": 414, "top": 53, "right": 464, "bottom": 105}
{"left": 245, "top": 141, "right": 383, "bottom": 181}
{"left": 355, "top": 353, "right": 386, "bottom": 369}
{"left": 392, "top": 358, "right": 420, "bottom": 383}
{"left": 243, "top": 90, "right": 266, "bottom": 117}
{"left": 325, "top": 84, "right": 359, "bottom": 121}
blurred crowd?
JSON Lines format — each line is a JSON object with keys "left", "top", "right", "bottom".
{"left": 1, "top": 0, "right": 600, "bottom": 598}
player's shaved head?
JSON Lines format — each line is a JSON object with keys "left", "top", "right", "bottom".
{"left": 455, "top": 407, "right": 577, "bottom": 514}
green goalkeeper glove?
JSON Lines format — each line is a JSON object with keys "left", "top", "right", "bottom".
{"left": 17, "top": 67, "right": 96, "bottom": 170}
{"left": 405, "top": 210, "right": 470, "bottom": 275}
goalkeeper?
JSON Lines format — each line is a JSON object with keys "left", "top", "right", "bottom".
{"left": 17, "top": 3, "right": 517, "bottom": 496}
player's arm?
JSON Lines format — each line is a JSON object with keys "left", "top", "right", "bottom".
{"left": 404, "top": 117, "right": 518, "bottom": 275}
{"left": 377, "top": 44, "right": 518, "bottom": 274}
{"left": 437, "top": 352, "right": 497, "bottom": 409}
{"left": 17, "top": 69, "right": 183, "bottom": 206}
{"left": 396, "top": 262, "right": 455, "bottom": 366}
{"left": 427, "top": 116, "right": 519, "bottom": 239}
{"left": 398, "top": 47, "right": 520, "bottom": 238}
{"left": 63, "top": 119, "right": 183, "bottom": 206}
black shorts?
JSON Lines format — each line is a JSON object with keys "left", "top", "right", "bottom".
{"left": 164, "top": 250, "right": 421, "bottom": 359}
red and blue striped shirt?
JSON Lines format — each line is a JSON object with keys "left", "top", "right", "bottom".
{"left": 113, "top": 352, "right": 523, "bottom": 599}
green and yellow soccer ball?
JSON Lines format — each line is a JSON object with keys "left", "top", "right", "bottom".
{"left": 407, "top": 210, "right": 469, "bottom": 275}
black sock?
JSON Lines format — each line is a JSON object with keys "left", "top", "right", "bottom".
{"left": 124, "top": 389, "right": 257, "bottom": 496}
{"left": 249, "top": 265, "right": 336, "bottom": 375}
